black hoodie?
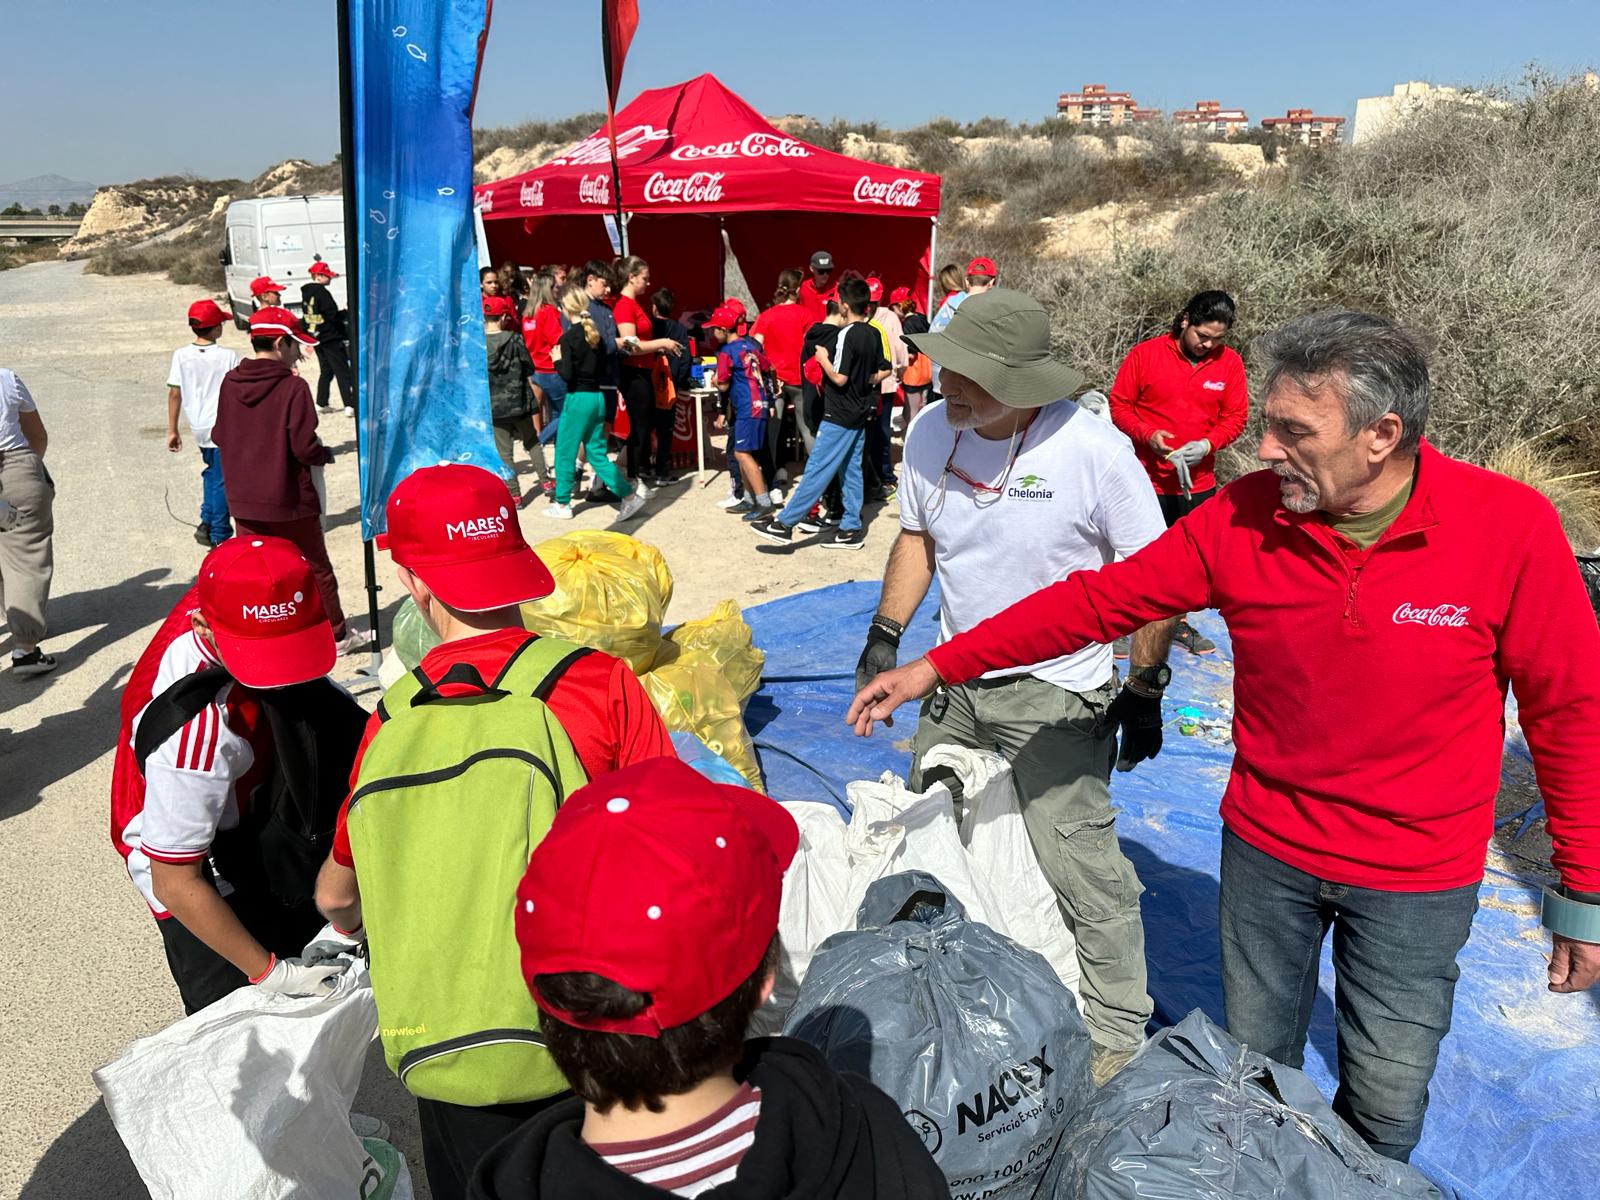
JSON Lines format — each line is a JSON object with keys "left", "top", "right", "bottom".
{"left": 468, "top": 1037, "right": 951, "bottom": 1200}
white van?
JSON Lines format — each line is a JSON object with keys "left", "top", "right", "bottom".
{"left": 220, "top": 195, "right": 347, "bottom": 329}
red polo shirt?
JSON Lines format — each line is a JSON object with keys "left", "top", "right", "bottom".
{"left": 1109, "top": 334, "right": 1248, "bottom": 495}
{"left": 797, "top": 278, "right": 839, "bottom": 323}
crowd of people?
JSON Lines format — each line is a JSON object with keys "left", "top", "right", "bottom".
{"left": 55, "top": 236, "right": 1600, "bottom": 1200}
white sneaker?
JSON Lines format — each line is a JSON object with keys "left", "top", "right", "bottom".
{"left": 770, "top": 486, "right": 785, "bottom": 505}
{"left": 632, "top": 481, "right": 653, "bottom": 501}
{"left": 334, "top": 627, "right": 371, "bottom": 656}
{"left": 542, "top": 503, "right": 573, "bottom": 520}
{"left": 717, "top": 490, "right": 745, "bottom": 509}
{"left": 349, "top": 1112, "right": 390, "bottom": 1141}
{"left": 616, "top": 491, "right": 647, "bottom": 521}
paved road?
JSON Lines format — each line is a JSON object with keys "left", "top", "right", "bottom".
{"left": 0, "top": 258, "right": 900, "bottom": 1198}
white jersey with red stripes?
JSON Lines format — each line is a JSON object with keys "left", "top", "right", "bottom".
{"left": 122, "top": 631, "right": 268, "bottom": 916}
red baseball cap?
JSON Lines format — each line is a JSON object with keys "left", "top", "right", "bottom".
{"left": 889, "top": 286, "right": 912, "bottom": 305}
{"left": 865, "top": 277, "right": 884, "bottom": 302}
{"left": 379, "top": 463, "right": 553, "bottom": 611}
{"left": 249, "top": 275, "right": 286, "bottom": 297}
{"left": 187, "top": 299, "right": 230, "bottom": 327}
{"left": 703, "top": 304, "right": 740, "bottom": 331}
{"left": 482, "top": 295, "right": 517, "bottom": 319}
{"left": 308, "top": 261, "right": 337, "bottom": 278}
{"left": 515, "top": 756, "right": 799, "bottom": 1037}
{"left": 197, "top": 536, "right": 335, "bottom": 688}
{"left": 721, "top": 298, "right": 747, "bottom": 317}
{"left": 249, "top": 305, "right": 317, "bottom": 346}
{"left": 966, "top": 257, "right": 998, "bottom": 279}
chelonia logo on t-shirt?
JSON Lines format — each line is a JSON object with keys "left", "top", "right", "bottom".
{"left": 1008, "top": 473, "right": 1055, "bottom": 501}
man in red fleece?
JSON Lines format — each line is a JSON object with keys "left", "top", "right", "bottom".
{"left": 213, "top": 306, "right": 362, "bottom": 654}
{"left": 849, "top": 310, "right": 1600, "bottom": 1163}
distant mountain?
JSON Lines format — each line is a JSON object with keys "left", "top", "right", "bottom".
{"left": 0, "top": 174, "right": 97, "bottom": 211}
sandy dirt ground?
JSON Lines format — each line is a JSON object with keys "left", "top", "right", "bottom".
{"left": 0, "top": 259, "right": 902, "bottom": 1198}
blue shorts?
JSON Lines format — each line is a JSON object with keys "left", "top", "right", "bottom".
{"left": 732, "top": 417, "right": 767, "bottom": 454}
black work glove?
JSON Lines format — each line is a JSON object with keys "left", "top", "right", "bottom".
{"left": 1102, "top": 685, "right": 1164, "bottom": 773}
{"left": 856, "top": 618, "right": 902, "bottom": 692}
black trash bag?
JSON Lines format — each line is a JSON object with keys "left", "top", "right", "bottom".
{"left": 785, "top": 870, "right": 1092, "bottom": 1200}
{"left": 1058, "top": 1009, "right": 1442, "bottom": 1199}
{"left": 1577, "top": 554, "right": 1600, "bottom": 627}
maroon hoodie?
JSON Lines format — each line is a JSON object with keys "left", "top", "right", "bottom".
{"left": 212, "top": 357, "right": 331, "bottom": 522}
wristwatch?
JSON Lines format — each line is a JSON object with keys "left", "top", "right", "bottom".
{"left": 1127, "top": 664, "right": 1172, "bottom": 695}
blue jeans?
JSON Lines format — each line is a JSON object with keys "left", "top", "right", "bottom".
{"left": 776, "top": 420, "right": 864, "bottom": 531}
{"left": 534, "top": 371, "right": 566, "bottom": 446}
{"left": 199, "top": 446, "right": 231, "bottom": 544}
{"left": 1218, "top": 828, "right": 1479, "bottom": 1162}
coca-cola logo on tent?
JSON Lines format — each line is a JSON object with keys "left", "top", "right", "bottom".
{"left": 853, "top": 175, "right": 924, "bottom": 208}
{"left": 668, "top": 132, "right": 810, "bottom": 162}
{"left": 550, "top": 124, "right": 670, "bottom": 166}
{"left": 643, "top": 171, "right": 726, "bottom": 204}
{"left": 578, "top": 174, "right": 612, "bottom": 205}
{"left": 519, "top": 180, "right": 544, "bottom": 209}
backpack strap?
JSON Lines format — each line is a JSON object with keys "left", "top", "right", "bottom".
{"left": 133, "top": 664, "right": 234, "bottom": 775}
{"left": 534, "top": 646, "right": 595, "bottom": 701}
{"left": 489, "top": 635, "right": 596, "bottom": 701}
{"left": 409, "top": 661, "right": 510, "bottom": 708}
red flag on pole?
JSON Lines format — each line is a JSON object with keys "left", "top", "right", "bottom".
{"left": 601, "top": 0, "right": 639, "bottom": 156}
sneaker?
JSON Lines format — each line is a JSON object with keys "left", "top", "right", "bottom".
{"left": 317, "top": 403, "right": 332, "bottom": 412}
{"left": 750, "top": 517, "right": 794, "bottom": 545}
{"left": 542, "top": 502, "right": 574, "bottom": 520}
{"left": 348, "top": 1113, "right": 390, "bottom": 1141}
{"left": 341, "top": 406, "right": 355, "bottom": 418}
{"left": 770, "top": 486, "right": 786, "bottom": 505}
{"left": 1090, "top": 1043, "right": 1140, "bottom": 1087}
{"left": 651, "top": 475, "right": 676, "bottom": 488}
{"left": 741, "top": 504, "right": 777, "bottom": 523}
{"left": 1112, "top": 635, "right": 1131, "bottom": 660}
{"left": 541, "top": 480, "right": 555, "bottom": 495}
{"left": 793, "top": 515, "right": 825, "bottom": 535}
{"left": 631, "top": 481, "right": 653, "bottom": 501}
{"left": 725, "top": 498, "right": 757, "bottom": 516}
{"left": 1175, "top": 619, "right": 1216, "bottom": 656}
{"left": 716, "top": 491, "right": 746, "bottom": 509}
{"left": 334, "top": 628, "right": 371, "bottom": 656}
{"left": 10, "top": 648, "right": 58, "bottom": 677}
{"left": 193, "top": 523, "right": 213, "bottom": 548}
{"left": 823, "top": 527, "right": 866, "bottom": 551}
{"left": 616, "top": 491, "right": 647, "bottom": 521}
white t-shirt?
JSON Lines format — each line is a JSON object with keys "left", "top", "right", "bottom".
{"left": 125, "top": 631, "right": 259, "bottom": 915}
{"left": 0, "top": 367, "right": 37, "bottom": 452}
{"left": 166, "top": 343, "right": 240, "bottom": 448}
{"left": 899, "top": 397, "right": 1167, "bottom": 691}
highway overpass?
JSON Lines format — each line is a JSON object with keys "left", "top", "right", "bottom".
{"left": 0, "top": 218, "right": 82, "bottom": 241}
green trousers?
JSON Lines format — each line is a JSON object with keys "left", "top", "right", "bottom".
{"left": 909, "top": 672, "right": 1153, "bottom": 1050}
{"left": 553, "top": 389, "right": 632, "bottom": 506}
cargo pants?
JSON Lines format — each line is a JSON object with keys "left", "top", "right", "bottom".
{"left": 909, "top": 672, "right": 1153, "bottom": 1051}
{"left": 0, "top": 448, "right": 54, "bottom": 649}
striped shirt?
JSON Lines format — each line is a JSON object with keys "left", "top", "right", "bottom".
{"left": 594, "top": 1084, "right": 762, "bottom": 1196}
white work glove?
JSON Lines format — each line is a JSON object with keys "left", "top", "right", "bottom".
{"left": 1166, "top": 438, "right": 1211, "bottom": 468}
{"left": 1171, "top": 455, "right": 1194, "bottom": 495}
{"left": 298, "top": 921, "right": 365, "bottom": 966}
{"left": 250, "top": 952, "right": 350, "bottom": 997}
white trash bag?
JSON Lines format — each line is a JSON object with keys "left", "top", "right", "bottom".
{"left": 93, "top": 961, "right": 409, "bottom": 1200}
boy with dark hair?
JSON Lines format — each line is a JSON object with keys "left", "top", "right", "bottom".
{"left": 301, "top": 260, "right": 354, "bottom": 415}
{"left": 470, "top": 756, "right": 951, "bottom": 1199}
{"left": 751, "top": 279, "right": 888, "bottom": 551}
{"left": 707, "top": 305, "right": 777, "bottom": 521}
{"left": 166, "top": 299, "right": 240, "bottom": 548}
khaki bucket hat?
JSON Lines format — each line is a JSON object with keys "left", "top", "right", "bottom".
{"left": 907, "top": 288, "right": 1084, "bottom": 409}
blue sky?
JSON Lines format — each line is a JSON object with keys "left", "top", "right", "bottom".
{"left": 0, "top": 0, "right": 1591, "bottom": 184}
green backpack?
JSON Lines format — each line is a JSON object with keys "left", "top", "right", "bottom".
{"left": 346, "top": 635, "right": 592, "bottom": 1106}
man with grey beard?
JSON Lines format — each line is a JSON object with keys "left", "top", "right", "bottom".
{"left": 850, "top": 309, "right": 1600, "bottom": 1162}
{"left": 854, "top": 288, "right": 1178, "bottom": 1085}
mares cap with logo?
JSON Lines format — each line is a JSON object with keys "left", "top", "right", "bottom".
{"left": 197, "top": 536, "right": 335, "bottom": 688}
{"left": 379, "top": 463, "right": 555, "bottom": 611}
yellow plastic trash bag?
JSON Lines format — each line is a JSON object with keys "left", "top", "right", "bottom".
{"left": 521, "top": 531, "right": 674, "bottom": 674}
{"left": 640, "top": 657, "right": 764, "bottom": 792}
{"left": 657, "top": 599, "right": 765, "bottom": 708}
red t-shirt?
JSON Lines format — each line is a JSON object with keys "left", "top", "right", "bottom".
{"left": 330, "top": 629, "right": 673, "bottom": 865}
{"left": 521, "top": 304, "right": 562, "bottom": 373}
{"left": 613, "top": 294, "right": 656, "bottom": 369}
{"left": 797, "top": 278, "right": 839, "bottom": 323}
{"left": 751, "top": 303, "right": 813, "bottom": 386}
{"left": 1108, "top": 334, "right": 1248, "bottom": 496}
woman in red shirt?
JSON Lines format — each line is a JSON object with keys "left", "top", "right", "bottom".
{"left": 521, "top": 271, "right": 566, "bottom": 448}
{"left": 612, "top": 257, "right": 685, "bottom": 487}
{"left": 752, "top": 269, "right": 816, "bottom": 461}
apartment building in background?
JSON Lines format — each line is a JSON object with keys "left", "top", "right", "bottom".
{"left": 1260, "top": 107, "right": 1346, "bottom": 146}
{"left": 1171, "top": 99, "right": 1250, "bottom": 137}
{"left": 1057, "top": 84, "right": 1161, "bottom": 126}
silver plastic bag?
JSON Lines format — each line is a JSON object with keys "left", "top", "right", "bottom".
{"left": 785, "top": 870, "right": 1092, "bottom": 1200}
{"left": 1059, "top": 1009, "right": 1442, "bottom": 1199}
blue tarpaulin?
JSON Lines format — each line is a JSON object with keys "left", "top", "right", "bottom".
{"left": 743, "top": 582, "right": 1600, "bottom": 1200}
{"left": 352, "top": 0, "right": 500, "bottom": 539}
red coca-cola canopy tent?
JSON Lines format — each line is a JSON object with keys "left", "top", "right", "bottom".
{"left": 475, "top": 73, "right": 942, "bottom": 315}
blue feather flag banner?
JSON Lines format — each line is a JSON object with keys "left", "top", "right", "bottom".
{"left": 352, "top": 0, "right": 498, "bottom": 539}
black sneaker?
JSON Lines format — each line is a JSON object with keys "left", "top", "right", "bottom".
{"left": 193, "top": 523, "right": 213, "bottom": 548}
{"left": 726, "top": 498, "right": 757, "bottom": 516}
{"left": 1175, "top": 619, "right": 1216, "bottom": 655}
{"left": 11, "top": 648, "right": 58, "bottom": 677}
{"left": 750, "top": 517, "right": 794, "bottom": 544}
{"left": 823, "top": 527, "right": 866, "bottom": 551}
{"left": 741, "top": 504, "right": 777, "bottom": 523}
{"left": 793, "top": 515, "right": 825, "bottom": 534}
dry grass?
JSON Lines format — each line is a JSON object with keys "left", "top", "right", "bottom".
{"left": 1484, "top": 440, "right": 1600, "bottom": 552}
{"left": 472, "top": 113, "right": 603, "bottom": 158}
{"left": 0, "top": 242, "right": 61, "bottom": 272}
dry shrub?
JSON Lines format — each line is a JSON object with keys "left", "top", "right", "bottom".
{"left": 472, "top": 113, "right": 603, "bottom": 158}
{"left": 0, "top": 242, "right": 61, "bottom": 272}
{"left": 1484, "top": 440, "right": 1600, "bottom": 552}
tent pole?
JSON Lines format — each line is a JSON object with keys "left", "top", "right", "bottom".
{"left": 337, "top": 0, "right": 382, "bottom": 673}
{"left": 718, "top": 216, "right": 727, "bottom": 297}
{"left": 926, "top": 215, "right": 938, "bottom": 317}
